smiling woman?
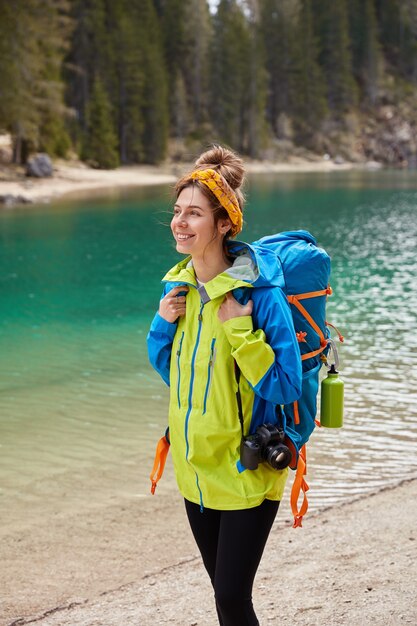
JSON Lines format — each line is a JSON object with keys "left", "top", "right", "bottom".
{"left": 147, "top": 145, "right": 302, "bottom": 626}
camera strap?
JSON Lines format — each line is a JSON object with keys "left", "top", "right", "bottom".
{"left": 234, "top": 361, "right": 245, "bottom": 434}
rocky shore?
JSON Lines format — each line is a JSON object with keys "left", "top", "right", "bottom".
{"left": 0, "top": 161, "right": 179, "bottom": 207}
{"left": 0, "top": 156, "right": 359, "bottom": 209}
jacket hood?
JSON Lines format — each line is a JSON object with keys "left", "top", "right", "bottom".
{"left": 226, "top": 240, "right": 285, "bottom": 289}
{"left": 162, "top": 239, "right": 285, "bottom": 300}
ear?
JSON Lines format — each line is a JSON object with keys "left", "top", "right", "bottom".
{"left": 217, "top": 218, "right": 232, "bottom": 235}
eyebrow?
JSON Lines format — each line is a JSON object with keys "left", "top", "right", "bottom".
{"left": 174, "top": 203, "right": 204, "bottom": 210}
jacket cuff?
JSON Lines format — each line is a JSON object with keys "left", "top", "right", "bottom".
{"left": 151, "top": 312, "right": 177, "bottom": 338}
{"left": 222, "top": 315, "right": 254, "bottom": 348}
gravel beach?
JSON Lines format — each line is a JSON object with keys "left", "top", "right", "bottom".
{"left": 3, "top": 478, "right": 416, "bottom": 626}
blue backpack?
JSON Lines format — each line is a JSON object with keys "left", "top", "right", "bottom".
{"left": 251, "top": 231, "right": 343, "bottom": 526}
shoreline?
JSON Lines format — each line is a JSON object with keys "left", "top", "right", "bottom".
{"left": 0, "top": 163, "right": 178, "bottom": 207}
{"left": 3, "top": 476, "right": 416, "bottom": 626}
{"left": 0, "top": 159, "right": 358, "bottom": 208}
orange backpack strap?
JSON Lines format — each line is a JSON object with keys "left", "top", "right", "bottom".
{"left": 326, "top": 321, "right": 345, "bottom": 343}
{"left": 293, "top": 400, "right": 300, "bottom": 425}
{"left": 150, "top": 430, "right": 170, "bottom": 495}
{"left": 290, "top": 445, "right": 309, "bottom": 528}
{"left": 288, "top": 291, "right": 329, "bottom": 346}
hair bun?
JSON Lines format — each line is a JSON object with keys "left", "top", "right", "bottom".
{"left": 195, "top": 145, "right": 245, "bottom": 191}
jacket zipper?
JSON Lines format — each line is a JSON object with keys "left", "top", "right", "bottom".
{"left": 176, "top": 331, "right": 184, "bottom": 408}
{"left": 203, "top": 338, "right": 216, "bottom": 415}
{"left": 184, "top": 301, "right": 205, "bottom": 511}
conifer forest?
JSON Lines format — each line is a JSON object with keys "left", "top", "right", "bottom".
{"left": 1, "top": 0, "right": 417, "bottom": 168}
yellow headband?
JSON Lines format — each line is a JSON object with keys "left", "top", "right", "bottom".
{"left": 190, "top": 168, "right": 243, "bottom": 236}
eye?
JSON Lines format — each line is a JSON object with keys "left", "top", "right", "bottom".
{"left": 190, "top": 210, "right": 201, "bottom": 216}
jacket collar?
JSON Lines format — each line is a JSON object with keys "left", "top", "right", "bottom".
{"left": 162, "top": 248, "right": 257, "bottom": 300}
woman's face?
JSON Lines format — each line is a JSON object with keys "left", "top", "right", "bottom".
{"left": 171, "top": 186, "right": 230, "bottom": 258}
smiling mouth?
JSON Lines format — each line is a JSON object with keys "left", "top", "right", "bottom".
{"left": 176, "top": 234, "right": 195, "bottom": 241}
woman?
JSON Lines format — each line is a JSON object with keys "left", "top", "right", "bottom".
{"left": 147, "top": 145, "right": 302, "bottom": 626}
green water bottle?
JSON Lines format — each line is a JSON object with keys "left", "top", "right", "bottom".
{"left": 320, "top": 364, "right": 344, "bottom": 428}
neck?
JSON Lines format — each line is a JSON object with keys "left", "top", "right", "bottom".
{"left": 192, "top": 245, "right": 232, "bottom": 283}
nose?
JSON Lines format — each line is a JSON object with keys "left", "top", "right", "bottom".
{"left": 174, "top": 213, "right": 187, "bottom": 227}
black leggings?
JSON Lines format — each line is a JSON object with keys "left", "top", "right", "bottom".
{"left": 184, "top": 498, "right": 280, "bottom": 626}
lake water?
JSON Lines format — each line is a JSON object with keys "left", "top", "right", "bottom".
{"left": 1, "top": 170, "right": 417, "bottom": 528}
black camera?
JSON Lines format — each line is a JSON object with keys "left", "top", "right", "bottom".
{"left": 240, "top": 423, "right": 292, "bottom": 471}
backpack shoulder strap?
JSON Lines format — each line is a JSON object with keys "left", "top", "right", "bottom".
{"left": 291, "top": 445, "right": 309, "bottom": 527}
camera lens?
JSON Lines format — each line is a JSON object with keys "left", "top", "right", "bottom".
{"left": 264, "top": 444, "right": 292, "bottom": 470}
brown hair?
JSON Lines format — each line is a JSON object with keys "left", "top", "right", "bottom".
{"left": 174, "top": 145, "right": 246, "bottom": 241}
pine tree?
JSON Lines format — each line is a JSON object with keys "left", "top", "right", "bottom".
{"left": 0, "top": 0, "right": 72, "bottom": 163}
{"left": 405, "top": 0, "right": 417, "bottom": 83}
{"left": 376, "top": 0, "right": 417, "bottom": 83}
{"left": 110, "top": 4, "right": 146, "bottom": 163}
{"left": 313, "top": 0, "right": 358, "bottom": 112}
{"left": 349, "top": 0, "right": 381, "bottom": 103}
{"left": 210, "top": 0, "right": 252, "bottom": 152}
{"left": 142, "top": 40, "right": 169, "bottom": 163}
{"left": 67, "top": 0, "right": 168, "bottom": 164}
{"left": 157, "top": 0, "right": 211, "bottom": 142}
{"left": 158, "top": 0, "right": 188, "bottom": 137}
{"left": 291, "top": 0, "right": 328, "bottom": 141}
{"left": 182, "top": 0, "right": 212, "bottom": 133}
{"left": 0, "top": 1, "right": 38, "bottom": 161}
{"left": 242, "top": 0, "right": 268, "bottom": 157}
{"left": 139, "top": 0, "right": 169, "bottom": 162}
{"left": 65, "top": 0, "right": 109, "bottom": 132}
{"left": 83, "top": 78, "right": 119, "bottom": 168}
{"left": 258, "top": 0, "right": 297, "bottom": 135}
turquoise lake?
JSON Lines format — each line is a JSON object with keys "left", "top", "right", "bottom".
{"left": 1, "top": 170, "right": 417, "bottom": 526}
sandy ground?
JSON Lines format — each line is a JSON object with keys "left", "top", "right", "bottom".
{"left": 0, "top": 163, "right": 177, "bottom": 205}
{"left": 2, "top": 477, "right": 416, "bottom": 626}
{"left": 0, "top": 159, "right": 355, "bottom": 207}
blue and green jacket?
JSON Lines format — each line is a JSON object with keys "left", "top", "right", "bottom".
{"left": 147, "top": 241, "right": 302, "bottom": 510}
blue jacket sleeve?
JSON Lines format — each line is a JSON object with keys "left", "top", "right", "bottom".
{"left": 222, "top": 286, "right": 302, "bottom": 405}
{"left": 147, "top": 288, "right": 177, "bottom": 386}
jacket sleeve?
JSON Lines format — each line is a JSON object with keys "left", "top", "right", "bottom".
{"left": 222, "top": 287, "right": 302, "bottom": 405}
{"left": 147, "top": 289, "right": 177, "bottom": 386}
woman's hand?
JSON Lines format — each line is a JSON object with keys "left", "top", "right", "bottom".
{"left": 159, "top": 285, "right": 188, "bottom": 322}
{"left": 218, "top": 291, "right": 253, "bottom": 323}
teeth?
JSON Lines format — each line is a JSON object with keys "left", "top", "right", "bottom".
{"left": 177, "top": 234, "right": 193, "bottom": 240}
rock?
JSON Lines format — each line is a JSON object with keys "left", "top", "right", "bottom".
{"left": 0, "top": 194, "right": 32, "bottom": 207}
{"left": 276, "top": 112, "right": 294, "bottom": 140}
{"left": 334, "top": 155, "right": 345, "bottom": 164}
{"left": 407, "top": 154, "right": 417, "bottom": 168}
{"left": 26, "top": 153, "right": 53, "bottom": 178}
{"left": 0, "top": 133, "right": 12, "bottom": 164}
{"left": 0, "top": 147, "right": 12, "bottom": 164}
{"left": 378, "top": 106, "right": 394, "bottom": 121}
{"left": 396, "top": 123, "right": 413, "bottom": 143}
{"left": 365, "top": 160, "right": 383, "bottom": 170}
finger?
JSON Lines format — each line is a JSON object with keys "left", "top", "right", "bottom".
{"left": 176, "top": 296, "right": 186, "bottom": 303}
{"left": 246, "top": 300, "right": 253, "bottom": 315}
{"left": 171, "top": 285, "right": 189, "bottom": 296}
